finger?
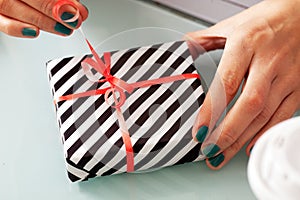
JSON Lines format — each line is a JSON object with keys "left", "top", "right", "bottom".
{"left": 185, "top": 34, "right": 226, "bottom": 59}
{"left": 246, "top": 91, "right": 300, "bottom": 156}
{"left": 206, "top": 81, "right": 295, "bottom": 169}
{"left": 185, "top": 28, "right": 226, "bottom": 59}
{"left": 201, "top": 54, "right": 274, "bottom": 158}
{"left": 237, "top": 75, "right": 295, "bottom": 155}
{"left": 0, "top": 14, "right": 39, "bottom": 38}
{"left": 207, "top": 91, "right": 300, "bottom": 170}
{"left": 184, "top": 13, "right": 249, "bottom": 58}
{"left": 21, "top": 0, "right": 89, "bottom": 22}
{"left": 185, "top": 1, "right": 269, "bottom": 58}
{"left": 205, "top": 126, "right": 248, "bottom": 170}
{"left": 21, "top": 0, "right": 86, "bottom": 30}
{"left": 0, "top": 0, "right": 73, "bottom": 36}
{"left": 192, "top": 32, "right": 254, "bottom": 144}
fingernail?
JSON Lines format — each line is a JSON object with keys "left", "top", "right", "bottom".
{"left": 22, "top": 28, "right": 37, "bottom": 37}
{"left": 61, "top": 12, "right": 78, "bottom": 28}
{"left": 203, "top": 144, "right": 220, "bottom": 157}
{"left": 208, "top": 153, "right": 224, "bottom": 168}
{"left": 196, "top": 126, "right": 208, "bottom": 143}
{"left": 54, "top": 23, "right": 72, "bottom": 35}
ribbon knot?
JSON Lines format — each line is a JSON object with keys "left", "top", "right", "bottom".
{"left": 81, "top": 50, "right": 136, "bottom": 108}
{"left": 105, "top": 75, "right": 113, "bottom": 82}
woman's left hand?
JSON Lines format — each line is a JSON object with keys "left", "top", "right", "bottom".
{"left": 186, "top": 0, "right": 300, "bottom": 169}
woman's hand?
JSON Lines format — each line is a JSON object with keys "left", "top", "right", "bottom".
{"left": 187, "top": 0, "right": 300, "bottom": 169}
{"left": 0, "top": 0, "right": 88, "bottom": 38}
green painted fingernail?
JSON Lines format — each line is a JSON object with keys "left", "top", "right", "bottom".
{"left": 208, "top": 153, "right": 224, "bottom": 167}
{"left": 54, "top": 23, "right": 72, "bottom": 35}
{"left": 196, "top": 126, "right": 208, "bottom": 143}
{"left": 61, "top": 12, "right": 78, "bottom": 28}
{"left": 22, "top": 28, "right": 37, "bottom": 37}
{"left": 203, "top": 144, "right": 220, "bottom": 157}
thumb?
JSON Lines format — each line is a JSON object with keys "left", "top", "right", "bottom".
{"left": 184, "top": 22, "right": 233, "bottom": 59}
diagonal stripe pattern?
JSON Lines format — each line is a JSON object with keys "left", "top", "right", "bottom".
{"left": 46, "top": 41, "right": 205, "bottom": 182}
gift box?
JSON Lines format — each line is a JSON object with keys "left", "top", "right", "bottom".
{"left": 46, "top": 40, "right": 205, "bottom": 182}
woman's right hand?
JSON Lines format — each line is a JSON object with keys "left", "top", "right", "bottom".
{"left": 0, "top": 0, "right": 88, "bottom": 38}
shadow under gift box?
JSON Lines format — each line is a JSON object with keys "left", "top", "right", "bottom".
{"left": 46, "top": 41, "right": 205, "bottom": 182}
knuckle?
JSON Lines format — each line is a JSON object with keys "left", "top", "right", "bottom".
{"left": 240, "top": 30, "right": 253, "bottom": 45}
{"left": 234, "top": 19, "right": 273, "bottom": 48}
{"left": 230, "top": 140, "right": 243, "bottom": 153}
{"left": 231, "top": 28, "right": 253, "bottom": 48}
{"left": 246, "top": 89, "right": 265, "bottom": 113}
{"left": 275, "top": 110, "right": 292, "bottom": 122}
{"left": 31, "top": 15, "right": 43, "bottom": 28}
{"left": 258, "top": 19, "right": 276, "bottom": 40}
{"left": 255, "top": 106, "right": 272, "bottom": 123}
{"left": 221, "top": 129, "right": 236, "bottom": 147}
{"left": 221, "top": 70, "right": 240, "bottom": 97}
{"left": 40, "top": 0, "right": 54, "bottom": 16}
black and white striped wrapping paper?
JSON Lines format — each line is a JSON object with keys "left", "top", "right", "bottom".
{"left": 46, "top": 41, "right": 205, "bottom": 182}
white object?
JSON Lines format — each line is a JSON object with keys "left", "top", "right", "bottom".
{"left": 153, "top": 0, "right": 261, "bottom": 23}
{"left": 248, "top": 117, "right": 300, "bottom": 200}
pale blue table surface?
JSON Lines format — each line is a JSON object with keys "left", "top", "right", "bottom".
{"left": 0, "top": 0, "right": 256, "bottom": 199}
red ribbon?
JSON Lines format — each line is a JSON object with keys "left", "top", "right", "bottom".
{"left": 53, "top": 0, "right": 200, "bottom": 173}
